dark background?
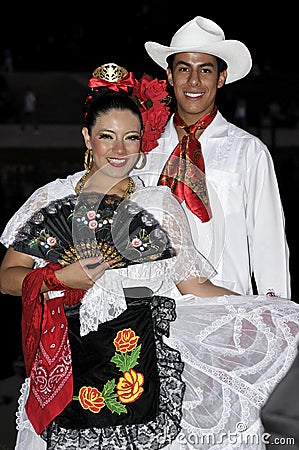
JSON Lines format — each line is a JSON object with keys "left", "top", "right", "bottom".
{"left": 0, "top": 6, "right": 297, "bottom": 75}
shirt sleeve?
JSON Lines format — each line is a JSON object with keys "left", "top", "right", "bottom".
{"left": 246, "top": 144, "right": 290, "bottom": 298}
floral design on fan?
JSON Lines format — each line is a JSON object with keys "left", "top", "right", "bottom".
{"left": 28, "top": 228, "right": 66, "bottom": 255}
{"left": 80, "top": 207, "right": 114, "bottom": 229}
{"left": 131, "top": 74, "right": 171, "bottom": 153}
{"left": 76, "top": 207, "right": 152, "bottom": 253}
{"left": 13, "top": 193, "right": 176, "bottom": 268}
{"left": 34, "top": 230, "right": 57, "bottom": 249}
{"left": 73, "top": 327, "right": 144, "bottom": 414}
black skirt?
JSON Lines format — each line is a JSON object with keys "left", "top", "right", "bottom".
{"left": 42, "top": 295, "right": 185, "bottom": 450}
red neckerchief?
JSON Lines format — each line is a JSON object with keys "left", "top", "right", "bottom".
{"left": 158, "top": 108, "right": 217, "bottom": 222}
{"left": 22, "top": 262, "right": 85, "bottom": 434}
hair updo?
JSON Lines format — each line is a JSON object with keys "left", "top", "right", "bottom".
{"left": 83, "top": 86, "right": 143, "bottom": 134}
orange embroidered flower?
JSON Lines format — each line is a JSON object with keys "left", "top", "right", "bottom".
{"left": 78, "top": 386, "right": 105, "bottom": 413}
{"left": 114, "top": 328, "right": 139, "bottom": 353}
{"left": 74, "top": 327, "right": 144, "bottom": 414}
{"left": 116, "top": 368, "right": 144, "bottom": 403}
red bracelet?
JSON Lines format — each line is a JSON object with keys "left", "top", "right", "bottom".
{"left": 42, "top": 262, "right": 68, "bottom": 291}
{"left": 42, "top": 262, "right": 85, "bottom": 306}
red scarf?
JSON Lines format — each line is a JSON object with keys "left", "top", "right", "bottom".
{"left": 158, "top": 108, "right": 217, "bottom": 222}
{"left": 22, "top": 262, "right": 85, "bottom": 434}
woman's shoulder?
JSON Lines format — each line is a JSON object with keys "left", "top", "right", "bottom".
{"left": 27, "top": 170, "right": 84, "bottom": 200}
{"left": 47, "top": 170, "right": 84, "bottom": 191}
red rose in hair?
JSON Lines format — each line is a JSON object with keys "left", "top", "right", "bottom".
{"left": 135, "top": 77, "right": 169, "bottom": 104}
{"left": 131, "top": 75, "right": 171, "bottom": 153}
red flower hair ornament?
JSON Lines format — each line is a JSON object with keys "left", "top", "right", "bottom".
{"left": 86, "top": 63, "right": 171, "bottom": 153}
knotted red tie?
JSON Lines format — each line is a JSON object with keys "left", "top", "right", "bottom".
{"left": 158, "top": 108, "right": 217, "bottom": 222}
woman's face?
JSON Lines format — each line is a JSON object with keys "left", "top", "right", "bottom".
{"left": 82, "top": 108, "right": 142, "bottom": 179}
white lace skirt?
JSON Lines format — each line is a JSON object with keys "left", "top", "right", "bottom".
{"left": 165, "top": 294, "right": 299, "bottom": 449}
{"left": 14, "top": 294, "right": 299, "bottom": 449}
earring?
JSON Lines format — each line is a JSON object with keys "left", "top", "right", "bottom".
{"left": 84, "top": 148, "right": 93, "bottom": 171}
{"left": 134, "top": 151, "right": 146, "bottom": 170}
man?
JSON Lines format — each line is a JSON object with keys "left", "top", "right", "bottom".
{"left": 133, "top": 16, "right": 290, "bottom": 297}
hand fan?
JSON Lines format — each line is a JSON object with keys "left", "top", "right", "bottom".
{"left": 13, "top": 192, "right": 176, "bottom": 269}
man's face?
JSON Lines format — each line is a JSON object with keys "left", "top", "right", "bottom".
{"left": 167, "top": 52, "right": 227, "bottom": 124}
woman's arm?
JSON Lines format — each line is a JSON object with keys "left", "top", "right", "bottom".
{"left": 0, "top": 247, "right": 35, "bottom": 295}
{"left": 0, "top": 247, "right": 109, "bottom": 296}
{"left": 177, "top": 276, "right": 239, "bottom": 297}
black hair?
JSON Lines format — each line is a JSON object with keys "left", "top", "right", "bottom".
{"left": 166, "top": 54, "right": 228, "bottom": 79}
{"left": 83, "top": 88, "right": 143, "bottom": 134}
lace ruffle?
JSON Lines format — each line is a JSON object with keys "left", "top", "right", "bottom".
{"left": 0, "top": 172, "right": 83, "bottom": 248}
{"left": 79, "top": 271, "right": 128, "bottom": 335}
{"left": 130, "top": 186, "right": 217, "bottom": 282}
{"left": 166, "top": 294, "right": 299, "bottom": 449}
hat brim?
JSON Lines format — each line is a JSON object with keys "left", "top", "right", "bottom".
{"left": 145, "top": 40, "right": 252, "bottom": 84}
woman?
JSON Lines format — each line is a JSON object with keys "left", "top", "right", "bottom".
{"left": 0, "top": 63, "right": 299, "bottom": 449}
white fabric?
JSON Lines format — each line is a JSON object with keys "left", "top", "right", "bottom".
{"left": 14, "top": 379, "right": 46, "bottom": 450}
{"left": 0, "top": 171, "right": 84, "bottom": 248}
{"left": 1, "top": 170, "right": 296, "bottom": 449}
{"left": 166, "top": 294, "right": 299, "bottom": 449}
{"left": 79, "top": 184, "right": 217, "bottom": 335}
{"left": 1, "top": 174, "right": 216, "bottom": 336}
{"left": 13, "top": 295, "right": 299, "bottom": 449}
{"left": 132, "top": 111, "right": 291, "bottom": 298}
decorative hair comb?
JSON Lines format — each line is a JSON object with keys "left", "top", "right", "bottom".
{"left": 92, "top": 63, "right": 128, "bottom": 82}
{"left": 88, "top": 63, "right": 135, "bottom": 92}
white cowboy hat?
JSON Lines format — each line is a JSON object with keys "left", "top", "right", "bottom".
{"left": 145, "top": 16, "right": 252, "bottom": 84}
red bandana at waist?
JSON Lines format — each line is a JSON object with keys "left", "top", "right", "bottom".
{"left": 22, "top": 262, "right": 85, "bottom": 434}
{"left": 158, "top": 108, "right": 217, "bottom": 222}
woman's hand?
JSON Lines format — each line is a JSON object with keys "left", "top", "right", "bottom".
{"left": 54, "top": 256, "right": 111, "bottom": 290}
{"left": 0, "top": 248, "right": 112, "bottom": 296}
